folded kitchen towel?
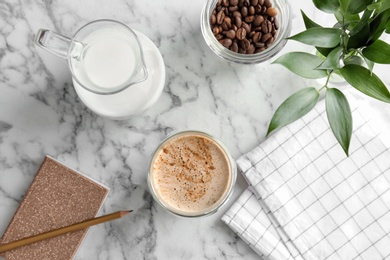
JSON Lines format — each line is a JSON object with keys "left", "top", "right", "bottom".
{"left": 222, "top": 91, "right": 390, "bottom": 260}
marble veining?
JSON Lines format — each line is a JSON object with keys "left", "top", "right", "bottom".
{"left": 1, "top": 0, "right": 390, "bottom": 259}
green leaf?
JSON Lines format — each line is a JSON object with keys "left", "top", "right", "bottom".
{"left": 317, "top": 46, "right": 343, "bottom": 69}
{"left": 350, "top": 9, "right": 373, "bottom": 36}
{"left": 367, "top": 2, "right": 382, "bottom": 10}
{"left": 272, "top": 52, "right": 328, "bottom": 79}
{"left": 317, "top": 47, "right": 336, "bottom": 57}
{"left": 312, "top": 0, "right": 340, "bottom": 13}
{"left": 369, "top": 9, "right": 390, "bottom": 43}
{"left": 340, "top": 64, "right": 390, "bottom": 103}
{"left": 364, "top": 56, "right": 375, "bottom": 72}
{"left": 344, "top": 55, "right": 364, "bottom": 66}
{"left": 357, "top": 50, "right": 375, "bottom": 72}
{"left": 386, "top": 21, "right": 390, "bottom": 33}
{"left": 326, "top": 88, "right": 353, "bottom": 156}
{"left": 347, "top": 23, "right": 370, "bottom": 49}
{"left": 300, "top": 10, "right": 335, "bottom": 56}
{"left": 288, "top": 28, "right": 342, "bottom": 48}
{"left": 340, "top": 0, "right": 373, "bottom": 15}
{"left": 363, "top": 40, "right": 390, "bottom": 64}
{"left": 375, "top": 0, "right": 390, "bottom": 15}
{"left": 267, "top": 88, "right": 320, "bottom": 135}
{"left": 335, "top": 9, "right": 360, "bottom": 24}
{"left": 301, "top": 10, "right": 321, "bottom": 29}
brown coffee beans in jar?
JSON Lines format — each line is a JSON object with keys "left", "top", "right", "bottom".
{"left": 210, "top": 0, "right": 279, "bottom": 54}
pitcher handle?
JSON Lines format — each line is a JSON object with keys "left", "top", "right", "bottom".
{"left": 34, "top": 29, "right": 71, "bottom": 60}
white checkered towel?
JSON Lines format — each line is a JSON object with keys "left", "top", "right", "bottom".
{"left": 222, "top": 91, "right": 390, "bottom": 260}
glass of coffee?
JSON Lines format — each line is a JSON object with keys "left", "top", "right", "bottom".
{"left": 148, "top": 131, "right": 237, "bottom": 217}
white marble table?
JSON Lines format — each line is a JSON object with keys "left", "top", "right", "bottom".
{"left": 0, "top": 0, "right": 389, "bottom": 259}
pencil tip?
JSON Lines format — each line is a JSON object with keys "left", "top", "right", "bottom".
{"left": 120, "top": 210, "right": 133, "bottom": 217}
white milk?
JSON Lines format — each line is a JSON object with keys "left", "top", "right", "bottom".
{"left": 83, "top": 37, "right": 136, "bottom": 88}
{"left": 71, "top": 28, "right": 138, "bottom": 91}
{"left": 73, "top": 30, "right": 166, "bottom": 120}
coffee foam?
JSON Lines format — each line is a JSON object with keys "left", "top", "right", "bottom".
{"left": 151, "top": 134, "right": 231, "bottom": 215}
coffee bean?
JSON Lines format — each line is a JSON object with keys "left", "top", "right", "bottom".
{"left": 240, "top": 38, "right": 250, "bottom": 50}
{"left": 245, "top": 15, "right": 255, "bottom": 23}
{"left": 271, "top": 24, "right": 276, "bottom": 33}
{"left": 236, "top": 27, "right": 246, "bottom": 40}
{"left": 233, "top": 11, "right": 241, "bottom": 18}
{"left": 265, "top": 36, "right": 274, "bottom": 45}
{"left": 252, "top": 31, "right": 262, "bottom": 42}
{"left": 234, "top": 16, "right": 242, "bottom": 27}
{"left": 217, "top": 10, "right": 225, "bottom": 24}
{"left": 230, "top": 41, "right": 239, "bottom": 52}
{"left": 267, "top": 20, "right": 272, "bottom": 32}
{"left": 261, "top": 33, "right": 271, "bottom": 42}
{"left": 210, "top": 15, "right": 216, "bottom": 25}
{"left": 226, "top": 29, "right": 236, "bottom": 39}
{"left": 215, "top": 34, "right": 224, "bottom": 40}
{"left": 249, "top": 6, "right": 255, "bottom": 15}
{"left": 242, "top": 22, "right": 251, "bottom": 34}
{"left": 241, "top": 6, "right": 248, "bottom": 17}
{"left": 220, "top": 38, "right": 233, "bottom": 48}
{"left": 224, "top": 17, "right": 232, "bottom": 28}
{"left": 253, "top": 15, "right": 264, "bottom": 27}
{"left": 254, "top": 41, "right": 265, "bottom": 48}
{"left": 221, "top": 22, "right": 229, "bottom": 31}
{"left": 210, "top": 0, "right": 279, "bottom": 54}
{"left": 229, "top": 6, "right": 239, "bottom": 12}
{"left": 247, "top": 44, "right": 256, "bottom": 54}
{"left": 230, "top": 0, "right": 239, "bottom": 5}
{"left": 238, "top": 47, "right": 246, "bottom": 54}
{"left": 261, "top": 22, "right": 268, "bottom": 33}
{"left": 255, "top": 5, "right": 261, "bottom": 14}
{"left": 274, "top": 18, "right": 279, "bottom": 30}
{"left": 254, "top": 47, "right": 265, "bottom": 53}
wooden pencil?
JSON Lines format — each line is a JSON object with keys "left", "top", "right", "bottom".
{"left": 0, "top": 210, "right": 132, "bottom": 253}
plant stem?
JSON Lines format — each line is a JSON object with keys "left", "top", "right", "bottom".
{"left": 318, "top": 71, "right": 333, "bottom": 92}
{"left": 340, "top": 16, "right": 347, "bottom": 52}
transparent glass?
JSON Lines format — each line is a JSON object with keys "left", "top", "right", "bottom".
{"left": 201, "top": 0, "right": 291, "bottom": 64}
{"left": 34, "top": 19, "right": 148, "bottom": 95}
{"left": 148, "top": 130, "right": 237, "bottom": 218}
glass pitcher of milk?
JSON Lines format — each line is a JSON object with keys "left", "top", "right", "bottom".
{"left": 35, "top": 19, "right": 165, "bottom": 119}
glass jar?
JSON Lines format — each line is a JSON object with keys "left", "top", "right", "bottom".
{"left": 201, "top": 0, "right": 291, "bottom": 64}
{"left": 148, "top": 130, "right": 237, "bottom": 218}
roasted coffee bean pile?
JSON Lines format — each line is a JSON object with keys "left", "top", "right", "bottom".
{"left": 210, "top": 0, "right": 279, "bottom": 54}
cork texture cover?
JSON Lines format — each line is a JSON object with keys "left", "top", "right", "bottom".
{"left": 0, "top": 156, "right": 109, "bottom": 260}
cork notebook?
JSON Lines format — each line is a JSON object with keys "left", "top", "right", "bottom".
{"left": 0, "top": 156, "right": 109, "bottom": 260}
